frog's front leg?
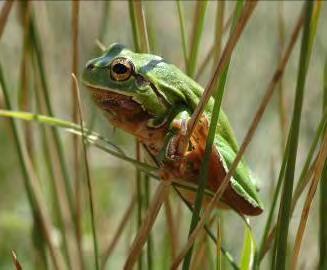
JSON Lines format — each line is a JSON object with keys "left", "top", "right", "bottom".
{"left": 158, "top": 110, "right": 192, "bottom": 180}
{"left": 162, "top": 110, "right": 191, "bottom": 160}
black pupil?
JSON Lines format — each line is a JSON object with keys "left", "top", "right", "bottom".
{"left": 113, "top": 63, "right": 128, "bottom": 74}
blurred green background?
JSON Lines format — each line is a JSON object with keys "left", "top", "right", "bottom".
{"left": 0, "top": 1, "right": 326, "bottom": 269}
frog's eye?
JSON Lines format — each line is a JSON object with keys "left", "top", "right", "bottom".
{"left": 110, "top": 58, "right": 134, "bottom": 81}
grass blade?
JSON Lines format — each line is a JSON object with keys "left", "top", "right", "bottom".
{"left": 124, "top": 181, "right": 171, "bottom": 270}
{"left": 72, "top": 74, "right": 99, "bottom": 270}
{"left": 276, "top": 1, "right": 288, "bottom": 149}
{"left": 29, "top": 13, "right": 75, "bottom": 219}
{"left": 273, "top": 2, "right": 314, "bottom": 269}
{"left": 0, "top": 0, "right": 13, "bottom": 39}
{"left": 291, "top": 131, "right": 327, "bottom": 269}
{"left": 240, "top": 221, "right": 255, "bottom": 270}
{"left": 71, "top": 3, "right": 85, "bottom": 269}
{"left": 11, "top": 251, "right": 23, "bottom": 270}
{"left": 186, "top": 1, "right": 208, "bottom": 78}
{"left": 0, "top": 63, "right": 67, "bottom": 270}
{"left": 183, "top": 1, "right": 258, "bottom": 149}
{"left": 176, "top": 0, "right": 188, "bottom": 69}
{"left": 319, "top": 56, "right": 327, "bottom": 270}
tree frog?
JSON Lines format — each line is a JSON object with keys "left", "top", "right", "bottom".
{"left": 82, "top": 43, "right": 263, "bottom": 216}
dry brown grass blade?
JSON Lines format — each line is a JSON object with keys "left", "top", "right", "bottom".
{"left": 182, "top": 0, "right": 258, "bottom": 153}
{"left": 72, "top": 73, "right": 100, "bottom": 270}
{"left": 171, "top": 8, "right": 304, "bottom": 269}
{"left": 0, "top": 0, "right": 13, "bottom": 39}
{"left": 101, "top": 195, "right": 136, "bottom": 270}
{"left": 277, "top": 1, "right": 288, "bottom": 149}
{"left": 11, "top": 250, "right": 22, "bottom": 270}
{"left": 71, "top": 2, "right": 84, "bottom": 267}
{"left": 19, "top": 143, "right": 66, "bottom": 269}
{"left": 291, "top": 132, "right": 327, "bottom": 270}
{"left": 124, "top": 181, "right": 171, "bottom": 270}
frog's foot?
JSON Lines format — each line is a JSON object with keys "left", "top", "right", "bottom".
{"left": 165, "top": 117, "right": 190, "bottom": 161}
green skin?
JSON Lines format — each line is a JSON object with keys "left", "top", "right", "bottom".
{"left": 82, "top": 43, "right": 263, "bottom": 214}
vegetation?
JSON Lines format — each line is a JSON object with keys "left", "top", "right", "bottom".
{"left": 0, "top": 1, "right": 326, "bottom": 269}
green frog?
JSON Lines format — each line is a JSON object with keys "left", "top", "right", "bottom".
{"left": 82, "top": 43, "right": 263, "bottom": 216}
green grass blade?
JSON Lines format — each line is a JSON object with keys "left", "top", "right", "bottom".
{"left": 176, "top": 0, "right": 188, "bottom": 69}
{"left": 273, "top": 3, "right": 314, "bottom": 269}
{"left": 319, "top": 56, "right": 327, "bottom": 270}
{"left": 173, "top": 187, "right": 240, "bottom": 270}
{"left": 240, "top": 222, "right": 255, "bottom": 270}
{"left": 129, "top": 0, "right": 150, "bottom": 53}
{"left": 182, "top": 2, "right": 242, "bottom": 268}
{"left": 186, "top": 1, "right": 208, "bottom": 78}
{"left": 212, "top": 1, "right": 225, "bottom": 72}
{"left": 128, "top": 0, "right": 140, "bottom": 52}
{"left": 216, "top": 216, "right": 222, "bottom": 270}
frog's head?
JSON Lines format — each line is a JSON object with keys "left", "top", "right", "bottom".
{"left": 82, "top": 43, "right": 170, "bottom": 125}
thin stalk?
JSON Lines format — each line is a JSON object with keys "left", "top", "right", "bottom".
{"left": 212, "top": 0, "right": 225, "bottom": 73}
{"left": 172, "top": 2, "right": 305, "bottom": 267}
{"left": 133, "top": 1, "right": 150, "bottom": 53}
{"left": 128, "top": 1, "right": 140, "bottom": 52}
{"left": 186, "top": 1, "right": 209, "bottom": 78}
{"left": 124, "top": 181, "right": 171, "bottom": 270}
{"left": 0, "top": 0, "right": 13, "bottom": 39}
{"left": 30, "top": 40, "right": 80, "bottom": 270}
{"left": 176, "top": 0, "right": 188, "bottom": 69}
{"left": 0, "top": 64, "right": 67, "bottom": 270}
{"left": 291, "top": 132, "right": 327, "bottom": 269}
{"left": 182, "top": 2, "right": 243, "bottom": 268}
{"left": 72, "top": 74, "right": 99, "bottom": 270}
{"left": 273, "top": 3, "right": 313, "bottom": 269}
{"left": 183, "top": 1, "right": 258, "bottom": 151}
{"left": 18, "top": 3, "right": 47, "bottom": 267}
{"left": 256, "top": 138, "right": 289, "bottom": 264}
{"left": 319, "top": 55, "right": 327, "bottom": 270}
{"left": 71, "top": 3, "right": 84, "bottom": 269}
{"left": 252, "top": 110, "right": 326, "bottom": 262}
{"left": 136, "top": 143, "right": 144, "bottom": 270}
{"left": 277, "top": 1, "right": 288, "bottom": 150}
{"left": 216, "top": 217, "right": 222, "bottom": 270}
{"left": 255, "top": 10, "right": 305, "bottom": 264}
{"left": 11, "top": 251, "right": 23, "bottom": 270}
{"left": 29, "top": 15, "right": 75, "bottom": 219}
{"left": 144, "top": 176, "right": 153, "bottom": 270}
{"left": 173, "top": 187, "right": 239, "bottom": 270}
{"left": 292, "top": 109, "right": 327, "bottom": 208}
{"left": 0, "top": 110, "right": 228, "bottom": 199}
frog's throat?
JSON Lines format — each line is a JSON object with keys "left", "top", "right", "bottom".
{"left": 87, "top": 86, "right": 145, "bottom": 112}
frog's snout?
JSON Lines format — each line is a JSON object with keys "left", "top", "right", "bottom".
{"left": 86, "top": 62, "right": 95, "bottom": 71}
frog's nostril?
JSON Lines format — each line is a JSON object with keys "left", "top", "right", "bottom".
{"left": 86, "top": 63, "right": 95, "bottom": 71}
